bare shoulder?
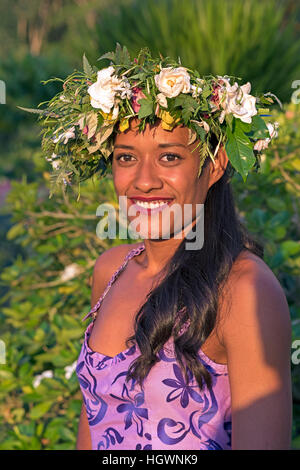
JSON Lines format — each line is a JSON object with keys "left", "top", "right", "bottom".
{"left": 222, "top": 250, "right": 291, "bottom": 366}
{"left": 90, "top": 242, "right": 142, "bottom": 305}
{"left": 93, "top": 242, "right": 140, "bottom": 274}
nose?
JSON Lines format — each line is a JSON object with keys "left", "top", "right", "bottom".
{"left": 133, "top": 158, "right": 163, "bottom": 192}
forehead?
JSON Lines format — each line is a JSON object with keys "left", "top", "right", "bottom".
{"left": 114, "top": 117, "right": 190, "bottom": 149}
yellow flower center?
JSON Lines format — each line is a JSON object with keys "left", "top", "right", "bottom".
{"left": 166, "top": 79, "right": 175, "bottom": 87}
{"left": 153, "top": 65, "right": 160, "bottom": 72}
{"left": 157, "top": 109, "right": 180, "bottom": 130}
{"left": 119, "top": 118, "right": 130, "bottom": 132}
{"left": 160, "top": 110, "right": 174, "bottom": 124}
{"left": 102, "top": 111, "right": 113, "bottom": 120}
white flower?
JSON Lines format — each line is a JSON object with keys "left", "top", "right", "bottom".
{"left": 88, "top": 66, "right": 131, "bottom": 114}
{"left": 60, "top": 263, "right": 82, "bottom": 282}
{"left": 64, "top": 361, "right": 77, "bottom": 380}
{"left": 267, "top": 121, "right": 279, "bottom": 139}
{"left": 88, "top": 66, "right": 117, "bottom": 112}
{"left": 254, "top": 121, "right": 279, "bottom": 151}
{"left": 156, "top": 92, "right": 168, "bottom": 108}
{"left": 51, "top": 159, "right": 61, "bottom": 170}
{"left": 59, "top": 95, "right": 69, "bottom": 103}
{"left": 45, "top": 152, "right": 61, "bottom": 169}
{"left": 155, "top": 66, "right": 191, "bottom": 98}
{"left": 33, "top": 370, "right": 53, "bottom": 389}
{"left": 190, "top": 79, "right": 204, "bottom": 98}
{"left": 53, "top": 126, "right": 76, "bottom": 144}
{"left": 217, "top": 78, "right": 257, "bottom": 124}
{"left": 116, "top": 77, "right": 132, "bottom": 100}
{"left": 190, "top": 84, "right": 203, "bottom": 98}
{"left": 253, "top": 139, "right": 270, "bottom": 152}
{"left": 45, "top": 152, "right": 59, "bottom": 162}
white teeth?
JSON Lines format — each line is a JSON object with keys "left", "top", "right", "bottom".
{"left": 133, "top": 200, "right": 170, "bottom": 209}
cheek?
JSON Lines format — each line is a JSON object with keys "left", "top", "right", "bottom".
{"left": 178, "top": 176, "right": 205, "bottom": 205}
{"left": 167, "top": 169, "right": 198, "bottom": 197}
{"left": 112, "top": 171, "right": 129, "bottom": 191}
{"left": 164, "top": 165, "right": 192, "bottom": 187}
{"left": 112, "top": 164, "right": 125, "bottom": 190}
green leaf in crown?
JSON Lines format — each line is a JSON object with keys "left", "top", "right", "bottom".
{"left": 226, "top": 118, "right": 256, "bottom": 182}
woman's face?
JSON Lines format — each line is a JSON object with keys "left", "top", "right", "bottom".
{"left": 112, "top": 117, "right": 227, "bottom": 241}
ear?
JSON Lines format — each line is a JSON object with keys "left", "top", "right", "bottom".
{"left": 208, "top": 144, "right": 229, "bottom": 188}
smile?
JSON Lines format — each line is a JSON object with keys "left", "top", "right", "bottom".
{"left": 129, "top": 198, "right": 173, "bottom": 214}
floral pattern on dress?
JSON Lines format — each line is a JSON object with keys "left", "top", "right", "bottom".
{"left": 162, "top": 364, "right": 205, "bottom": 408}
{"left": 109, "top": 371, "right": 149, "bottom": 437}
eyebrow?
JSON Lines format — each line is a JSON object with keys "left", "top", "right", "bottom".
{"left": 114, "top": 143, "right": 187, "bottom": 149}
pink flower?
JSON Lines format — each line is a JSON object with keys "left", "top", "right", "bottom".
{"left": 82, "top": 125, "right": 88, "bottom": 135}
{"left": 131, "top": 86, "right": 147, "bottom": 113}
{"left": 209, "top": 80, "right": 225, "bottom": 113}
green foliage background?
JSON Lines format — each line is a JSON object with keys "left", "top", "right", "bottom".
{"left": 0, "top": 0, "right": 299, "bottom": 450}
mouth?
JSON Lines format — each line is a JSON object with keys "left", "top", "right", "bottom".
{"left": 129, "top": 198, "right": 174, "bottom": 214}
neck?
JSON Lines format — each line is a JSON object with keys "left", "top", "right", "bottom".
{"left": 135, "top": 207, "right": 203, "bottom": 276}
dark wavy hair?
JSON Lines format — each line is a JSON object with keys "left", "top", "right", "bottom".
{"left": 113, "top": 136, "right": 264, "bottom": 392}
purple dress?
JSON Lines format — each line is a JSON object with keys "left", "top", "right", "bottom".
{"left": 76, "top": 243, "right": 232, "bottom": 450}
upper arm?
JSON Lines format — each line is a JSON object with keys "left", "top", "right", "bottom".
{"left": 221, "top": 259, "right": 293, "bottom": 450}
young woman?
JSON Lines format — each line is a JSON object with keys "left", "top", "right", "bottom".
{"left": 75, "top": 117, "right": 292, "bottom": 450}
{"left": 24, "top": 44, "right": 290, "bottom": 450}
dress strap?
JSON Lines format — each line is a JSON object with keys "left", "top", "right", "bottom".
{"left": 81, "top": 243, "right": 146, "bottom": 322}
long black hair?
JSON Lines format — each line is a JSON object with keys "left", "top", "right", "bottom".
{"left": 114, "top": 138, "right": 264, "bottom": 392}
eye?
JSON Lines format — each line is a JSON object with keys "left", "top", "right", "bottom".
{"left": 160, "top": 153, "right": 182, "bottom": 162}
{"left": 115, "top": 154, "right": 136, "bottom": 162}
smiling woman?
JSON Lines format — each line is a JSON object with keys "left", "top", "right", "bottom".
{"left": 21, "top": 43, "right": 291, "bottom": 451}
{"left": 76, "top": 117, "right": 292, "bottom": 451}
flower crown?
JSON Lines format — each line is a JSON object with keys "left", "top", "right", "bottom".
{"left": 18, "top": 43, "right": 281, "bottom": 198}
